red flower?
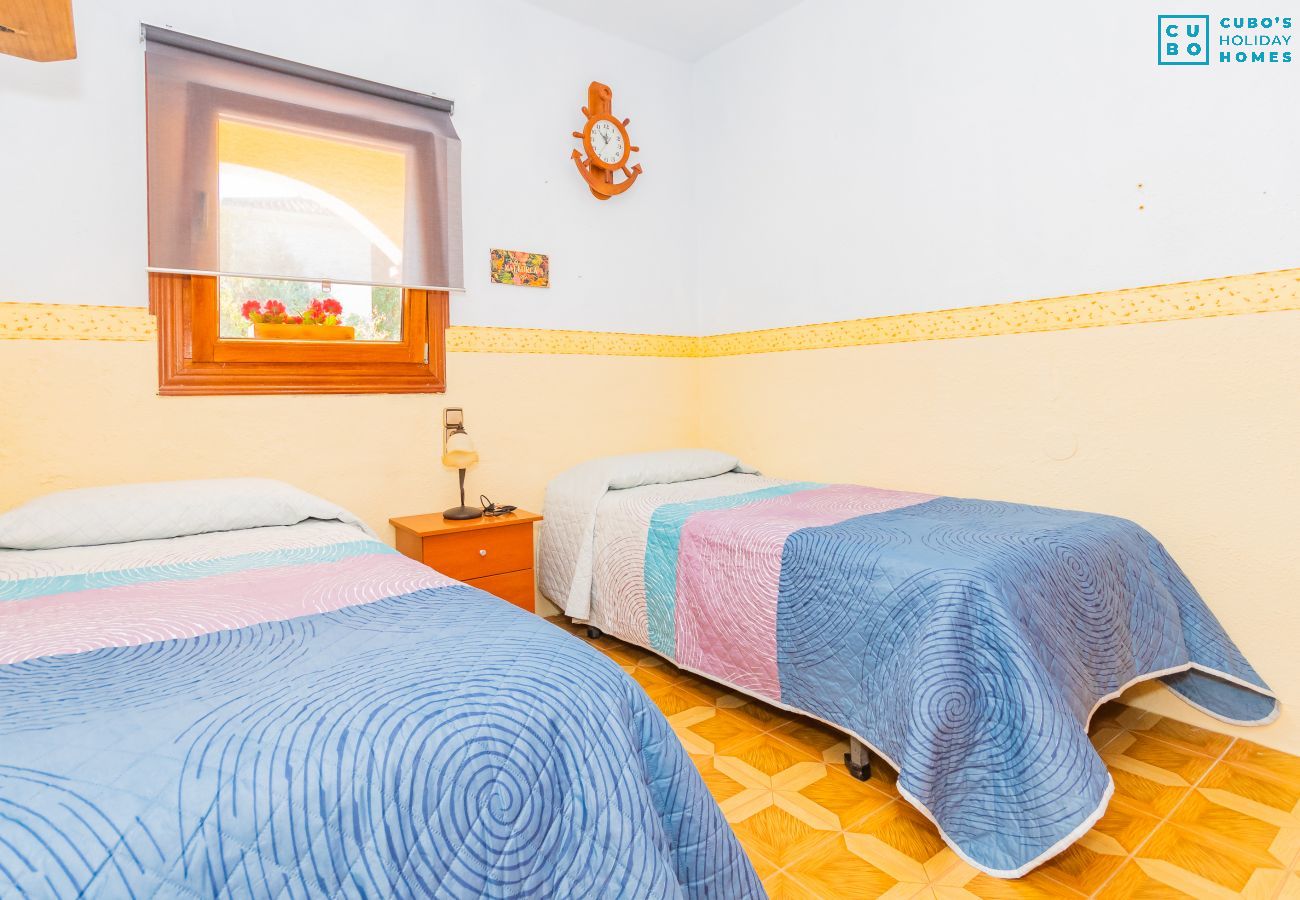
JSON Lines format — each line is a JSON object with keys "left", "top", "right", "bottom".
{"left": 286, "top": 315, "right": 303, "bottom": 325}
{"left": 264, "top": 299, "right": 286, "bottom": 316}
{"left": 240, "top": 300, "right": 262, "bottom": 320}
{"left": 300, "top": 298, "right": 331, "bottom": 324}
{"left": 321, "top": 298, "right": 343, "bottom": 315}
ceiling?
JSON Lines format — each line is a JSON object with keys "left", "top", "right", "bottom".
{"left": 518, "top": 0, "right": 808, "bottom": 61}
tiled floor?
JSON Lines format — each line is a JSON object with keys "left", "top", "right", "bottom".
{"left": 551, "top": 619, "right": 1300, "bottom": 899}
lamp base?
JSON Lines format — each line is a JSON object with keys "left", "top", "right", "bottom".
{"left": 443, "top": 505, "right": 483, "bottom": 521}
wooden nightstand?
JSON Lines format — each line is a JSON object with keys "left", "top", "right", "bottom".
{"left": 390, "top": 510, "right": 543, "bottom": 612}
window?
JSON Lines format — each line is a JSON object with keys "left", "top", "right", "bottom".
{"left": 218, "top": 279, "right": 404, "bottom": 342}
{"left": 143, "top": 27, "right": 462, "bottom": 394}
{"left": 217, "top": 117, "right": 409, "bottom": 289}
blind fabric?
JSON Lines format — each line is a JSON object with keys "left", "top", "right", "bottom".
{"left": 145, "top": 31, "right": 463, "bottom": 291}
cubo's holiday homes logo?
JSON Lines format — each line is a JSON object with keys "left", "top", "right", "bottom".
{"left": 1158, "top": 15, "right": 1210, "bottom": 63}
{"left": 1158, "top": 14, "right": 1293, "bottom": 65}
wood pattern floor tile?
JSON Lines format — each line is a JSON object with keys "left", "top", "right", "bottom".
{"left": 762, "top": 871, "right": 828, "bottom": 900}
{"left": 783, "top": 828, "right": 939, "bottom": 900}
{"left": 620, "top": 662, "right": 682, "bottom": 693}
{"left": 716, "top": 691, "right": 792, "bottom": 731}
{"left": 1200, "top": 761, "right": 1300, "bottom": 815}
{"left": 687, "top": 753, "right": 751, "bottom": 805}
{"left": 1223, "top": 740, "right": 1300, "bottom": 791}
{"left": 934, "top": 863, "right": 1087, "bottom": 898}
{"left": 639, "top": 680, "right": 712, "bottom": 719}
{"left": 728, "top": 804, "right": 834, "bottom": 869}
{"left": 669, "top": 671, "right": 790, "bottom": 730}
{"left": 840, "top": 801, "right": 960, "bottom": 881}
{"left": 1124, "top": 821, "right": 1288, "bottom": 897}
{"left": 1127, "top": 716, "right": 1235, "bottom": 759}
{"left": 1094, "top": 860, "right": 1202, "bottom": 899}
{"left": 679, "top": 706, "right": 772, "bottom": 756}
{"left": 1169, "top": 767, "right": 1300, "bottom": 867}
{"left": 1115, "top": 732, "right": 1220, "bottom": 783}
{"left": 744, "top": 847, "right": 780, "bottom": 881}
{"left": 551, "top": 619, "right": 1300, "bottom": 899}
{"left": 797, "top": 756, "right": 896, "bottom": 831}
{"left": 722, "top": 731, "right": 825, "bottom": 777}
{"left": 671, "top": 671, "right": 738, "bottom": 706}
{"left": 1092, "top": 702, "right": 1162, "bottom": 733}
{"left": 769, "top": 715, "right": 846, "bottom": 758}
{"left": 1006, "top": 798, "right": 1160, "bottom": 896}
{"left": 770, "top": 716, "right": 902, "bottom": 800}
{"left": 1103, "top": 731, "right": 1209, "bottom": 818}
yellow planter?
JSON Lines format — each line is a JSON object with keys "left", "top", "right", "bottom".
{"left": 252, "top": 323, "right": 355, "bottom": 341}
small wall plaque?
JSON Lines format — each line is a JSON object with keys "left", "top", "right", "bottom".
{"left": 490, "top": 249, "right": 549, "bottom": 287}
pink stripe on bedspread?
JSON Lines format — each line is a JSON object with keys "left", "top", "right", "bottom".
{"left": 675, "top": 485, "right": 936, "bottom": 699}
{"left": 0, "top": 553, "right": 455, "bottom": 665}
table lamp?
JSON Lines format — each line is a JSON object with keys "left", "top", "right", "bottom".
{"left": 441, "top": 409, "right": 482, "bottom": 520}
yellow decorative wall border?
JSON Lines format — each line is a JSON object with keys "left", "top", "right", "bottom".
{"left": 445, "top": 325, "right": 698, "bottom": 357}
{"left": 3, "top": 268, "right": 1297, "bottom": 356}
{"left": 698, "top": 268, "right": 1300, "bottom": 356}
{"left": 0, "top": 303, "right": 156, "bottom": 342}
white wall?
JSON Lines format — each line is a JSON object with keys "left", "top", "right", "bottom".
{"left": 691, "top": 0, "right": 1300, "bottom": 333}
{"left": 3, "top": 0, "right": 1298, "bottom": 749}
{"left": 0, "top": 0, "right": 698, "bottom": 334}
{"left": 9, "top": 0, "right": 1296, "bottom": 338}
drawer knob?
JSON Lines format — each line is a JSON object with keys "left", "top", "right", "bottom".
{"left": 479, "top": 549, "right": 487, "bottom": 557}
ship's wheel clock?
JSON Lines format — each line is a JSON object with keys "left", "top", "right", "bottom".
{"left": 571, "top": 81, "right": 642, "bottom": 200}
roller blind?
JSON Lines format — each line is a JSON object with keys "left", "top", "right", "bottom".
{"left": 144, "top": 27, "right": 463, "bottom": 291}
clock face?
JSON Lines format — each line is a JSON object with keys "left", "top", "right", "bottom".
{"left": 589, "top": 118, "right": 626, "bottom": 167}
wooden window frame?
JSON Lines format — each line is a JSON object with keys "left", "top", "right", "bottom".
{"left": 152, "top": 273, "right": 447, "bottom": 395}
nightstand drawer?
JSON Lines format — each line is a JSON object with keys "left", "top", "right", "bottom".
{"left": 465, "top": 569, "right": 535, "bottom": 610}
{"left": 421, "top": 523, "right": 533, "bottom": 581}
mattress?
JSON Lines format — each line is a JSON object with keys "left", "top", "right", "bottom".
{"left": 539, "top": 459, "right": 1277, "bottom": 877}
{"left": 0, "top": 519, "right": 761, "bottom": 898}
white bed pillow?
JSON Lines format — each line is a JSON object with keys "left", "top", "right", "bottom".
{"left": 595, "top": 448, "right": 749, "bottom": 491}
{"left": 0, "top": 478, "right": 374, "bottom": 550}
{"left": 539, "top": 449, "right": 757, "bottom": 617}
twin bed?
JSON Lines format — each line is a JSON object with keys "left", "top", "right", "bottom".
{"left": 0, "top": 480, "right": 759, "bottom": 898}
{"left": 538, "top": 450, "right": 1277, "bottom": 878}
{"left": 0, "top": 456, "right": 1278, "bottom": 895}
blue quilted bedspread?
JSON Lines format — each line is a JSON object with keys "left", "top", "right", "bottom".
{"left": 774, "top": 496, "right": 1277, "bottom": 874}
{"left": 602, "top": 479, "right": 1278, "bottom": 877}
{"left": 0, "top": 537, "right": 761, "bottom": 899}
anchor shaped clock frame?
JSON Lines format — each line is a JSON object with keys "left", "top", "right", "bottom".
{"left": 571, "top": 81, "right": 642, "bottom": 200}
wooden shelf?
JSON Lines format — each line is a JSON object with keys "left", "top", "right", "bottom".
{"left": 0, "top": 0, "right": 77, "bottom": 62}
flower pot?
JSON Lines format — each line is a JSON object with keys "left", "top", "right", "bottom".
{"left": 252, "top": 323, "right": 355, "bottom": 341}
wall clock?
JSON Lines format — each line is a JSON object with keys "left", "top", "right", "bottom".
{"left": 571, "top": 81, "right": 642, "bottom": 200}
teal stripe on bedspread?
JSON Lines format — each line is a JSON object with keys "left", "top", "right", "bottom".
{"left": 644, "top": 483, "right": 818, "bottom": 657}
{"left": 0, "top": 540, "right": 395, "bottom": 601}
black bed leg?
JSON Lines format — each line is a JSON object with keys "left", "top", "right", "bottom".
{"left": 844, "top": 738, "right": 872, "bottom": 782}
{"left": 586, "top": 625, "right": 603, "bottom": 639}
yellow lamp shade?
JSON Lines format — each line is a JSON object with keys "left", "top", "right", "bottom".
{"left": 442, "top": 429, "right": 479, "bottom": 469}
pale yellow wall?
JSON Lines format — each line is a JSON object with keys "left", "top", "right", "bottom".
{"left": 698, "top": 310, "right": 1300, "bottom": 753}
{"left": 0, "top": 340, "right": 701, "bottom": 616}
{"left": 2, "top": 296, "right": 1298, "bottom": 752}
